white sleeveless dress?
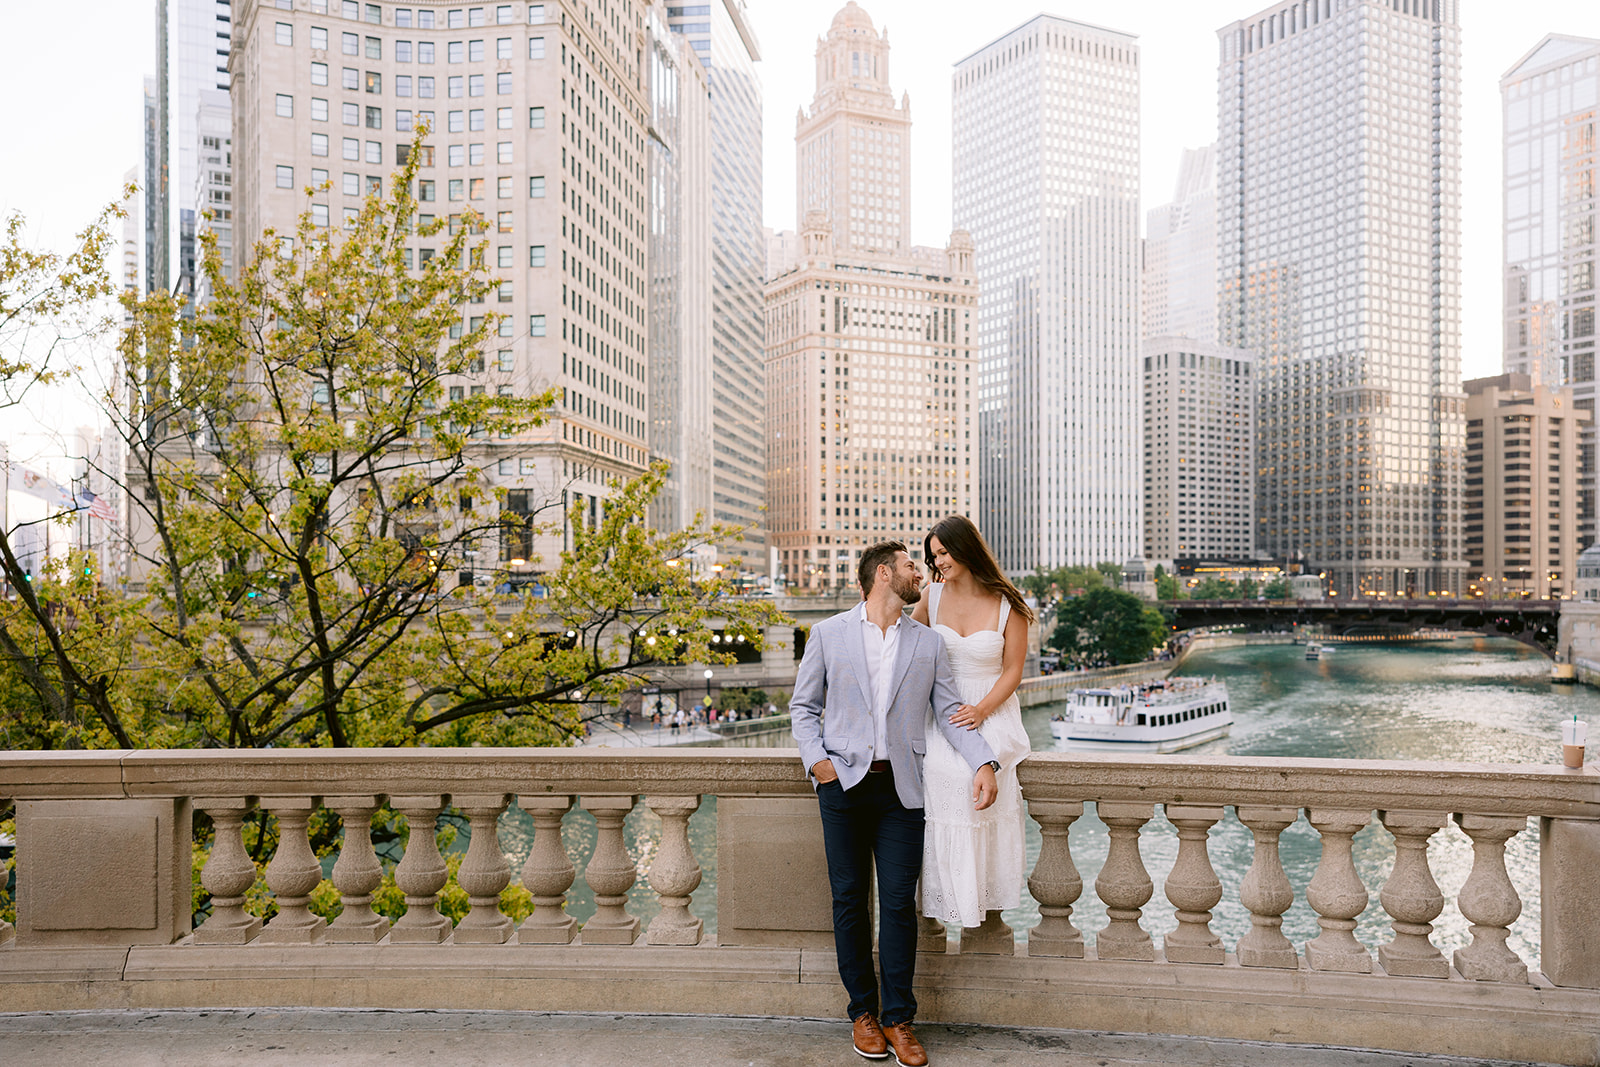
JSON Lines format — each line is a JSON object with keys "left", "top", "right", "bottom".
{"left": 921, "top": 584, "right": 1030, "bottom": 927}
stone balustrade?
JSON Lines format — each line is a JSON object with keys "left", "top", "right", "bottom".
{"left": 0, "top": 749, "right": 1596, "bottom": 1065}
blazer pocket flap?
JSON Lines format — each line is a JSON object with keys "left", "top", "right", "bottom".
{"left": 910, "top": 738, "right": 926, "bottom": 755}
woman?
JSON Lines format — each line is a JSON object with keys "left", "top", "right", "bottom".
{"left": 912, "top": 513, "right": 1034, "bottom": 929}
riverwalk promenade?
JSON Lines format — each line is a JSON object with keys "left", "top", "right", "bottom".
{"left": 0, "top": 1009, "right": 1557, "bottom": 1066}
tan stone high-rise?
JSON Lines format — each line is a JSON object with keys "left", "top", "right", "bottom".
{"left": 1463, "top": 373, "right": 1590, "bottom": 599}
{"left": 231, "top": 0, "right": 651, "bottom": 580}
{"left": 765, "top": 3, "right": 977, "bottom": 593}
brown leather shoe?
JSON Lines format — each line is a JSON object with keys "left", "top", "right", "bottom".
{"left": 852, "top": 1012, "right": 889, "bottom": 1059}
{"left": 882, "top": 1021, "right": 928, "bottom": 1067}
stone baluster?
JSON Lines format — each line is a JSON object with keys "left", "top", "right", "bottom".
{"left": 917, "top": 910, "right": 949, "bottom": 954}
{"left": 257, "top": 797, "right": 328, "bottom": 943}
{"left": 645, "top": 795, "right": 703, "bottom": 946}
{"left": 960, "top": 910, "right": 1016, "bottom": 955}
{"left": 1377, "top": 809, "right": 1448, "bottom": 978}
{"left": 1094, "top": 802, "right": 1155, "bottom": 961}
{"left": 453, "top": 793, "right": 515, "bottom": 945}
{"left": 389, "top": 795, "right": 452, "bottom": 944}
{"left": 1236, "top": 806, "right": 1299, "bottom": 969}
{"left": 579, "top": 795, "right": 640, "bottom": 945}
{"left": 1451, "top": 813, "right": 1530, "bottom": 983}
{"left": 0, "top": 794, "right": 9, "bottom": 945}
{"left": 192, "top": 797, "right": 264, "bottom": 945}
{"left": 1162, "top": 805, "right": 1225, "bottom": 965}
{"left": 1304, "top": 808, "right": 1374, "bottom": 972}
{"left": 324, "top": 796, "right": 390, "bottom": 943}
{"left": 517, "top": 795, "right": 577, "bottom": 945}
{"left": 1027, "top": 800, "right": 1085, "bottom": 958}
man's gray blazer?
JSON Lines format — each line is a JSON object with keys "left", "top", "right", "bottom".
{"left": 791, "top": 603, "right": 997, "bottom": 810}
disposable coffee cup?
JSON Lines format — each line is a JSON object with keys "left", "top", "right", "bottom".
{"left": 1561, "top": 718, "right": 1587, "bottom": 769}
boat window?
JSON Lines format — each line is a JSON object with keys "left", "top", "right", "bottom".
{"left": 1136, "top": 714, "right": 1146, "bottom": 725}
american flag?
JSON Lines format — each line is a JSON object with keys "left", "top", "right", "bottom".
{"left": 78, "top": 490, "right": 119, "bottom": 525}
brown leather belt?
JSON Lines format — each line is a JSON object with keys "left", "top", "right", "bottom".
{"left": 866, "top": 760, "right": 892, "bottom": 773}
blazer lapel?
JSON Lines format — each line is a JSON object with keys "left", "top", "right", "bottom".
{"left": 846, "top": 606, "right": 874, "bottom": 710}
{"left": 884, "top": 620, "right": 918, "bottom": 710}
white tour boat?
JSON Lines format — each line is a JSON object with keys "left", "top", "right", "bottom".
{"left": 1050, "top": 677, "right": 1232, "bottom": 753}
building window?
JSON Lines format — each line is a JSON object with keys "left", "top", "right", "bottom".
{"left": 496, "top": 176, "right": 512, "bottom": 198}
{"left": 311, "top": 97, "right": 329, "bottom": 121}
{"left": 312, "top": 132, "right": 330, "bottom": 156}
{"left": 496, "top": 36, "right": 512, "bottom": 59}
{"left": 496, "top": 141, "right": 512, "bottom": 164}
{"left": 448, "top": 41, "right": 464, "bottom": 63}
{"left": 344, "top": 171, "right": 361, "bottom": 196}
{"left": 495, "top": 71, "right": 512, "bottom": 95}
{"left": 366, "top": 3, "right": 382, "bottom": 24}
{"left": 396, "top": 39, "right": 412, "bottom": 61}
{"left": 449, "top": 75, "right": 464, "bottom": 97}
{"left": 343, "top": 31, "right": 359, "bottom": 54}
{"left": 311, "top": 167, "right": 329, "bottom": 185}
{"left": 396, "top": 109, "right": 413, "bottom": 131}
{"left": 396, "top": 74, "right": 412, "bottom": 96}
{"left": 366, "top": 71, "right": 382, "bottom": 93}
{"left": 343, "top": 66, "right": 359, "bottom": 89}
{"left": 469, "top": 39, "right": 484, "bottom": 61}
{"left": 528, "top": 175, "right": 545, "bottom": 197}
{"left": 418, "top": 178, "right": 435, "bottom": 200}
{"left": 529, "top": 244, "right": 545, "bottom": 267}
{"left": 418, "top": 40, "right": 435, "bottom": 62}
{"left": 366, "top": 106, "right": 382, "bottom": 128}
{"left": 342, "top": 137, "right": 360, "bottom": 160}
{"left": 312, "top": 62, "right": 330, "bottom": 85}
{"left": 496, "top": 245, "right": 513, "bottom": 268}
{"left": 276, "top": 93, "right": 294, "bottom": 117}
{"left": 528, "top": 36, "right": 544, "bottom": 59}
{"left": 396, "top": 7, "right": 412, "bottom": 25}
{"left": 344, "top": 206, "right": 360, "bottom": 228}
{"left": 419, "top": 75, "right": 435, "bottom": 97}
{"left": 343, "top": 101, "right": 360, "bottom": 125}
{"left": 366, "top": 36, "right": 382, "bottom": 58}
{"left": 496, "top": 210, "right": 512, "bottom": 232}
{"left": 496, "top": 5, "right": 513, "bottom": 24}
{"left": 528, "top": 4, "right": 545, "bottom": 24}
{"left": 468, "top": 74, "right": 484, "bottom": 97}
{"left": 497, "top": 319, "right": 513, "bottom": 338}
{"left": 469, "top": 108, "right": 485, "bottom": 131}
{"left": 498, "top": 349, "right": 514, "bottom": 371}
{"left": 311, "top": 26, "right": 329, "bottom": 49}
{"left": 276, "top": 165, "right": 294, "bottom": 189}
{"left": 366, "top": 140, "right": 382, "bottom": 163}
{"left": 530, "top": 314, "right": 546, "bottom": 336}
{"left": 366, "top": 175, "right": 382, "bottom": 196}
{"left": 469, "top": 177, "right": 485, "bottom": 200}
{"left": 448, "top": 144, "right": 464, "bottom": 166}
{"left": 469, "top": 143, "right": 484, "bottom": 165}
{"left": 528, "top": 106, "right": 544, "bottom": 128}
{"left": 497, "top": 281, "right": 513, "bottom": 302}
{"left": 496, "top": 106, "right": 512, "bottom": 129}
{"left": 449, "top": 178, "right": 464, "bottom": 200}
{"left": 448, "top": 109, "right": 465, "bottom": 132}
{"left": 312, "top": 203, "right": 330, "bottom": 227}
{"left": 276, "top": 22, "right": 294, "bottom": 46}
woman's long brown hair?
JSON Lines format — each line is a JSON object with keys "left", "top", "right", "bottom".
{"left": 924, "top": 514, "right": 1035, "bottom": 623}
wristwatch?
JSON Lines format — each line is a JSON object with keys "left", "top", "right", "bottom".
{"left": 983, "top": 760, "right": 1001, "bottom": 774}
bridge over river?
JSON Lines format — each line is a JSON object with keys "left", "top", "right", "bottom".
{"left": 1166, "top": 597, "right": 1563, "bottom": 655}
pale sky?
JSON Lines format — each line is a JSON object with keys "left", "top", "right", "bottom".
{"left": 2, "top": 0, "right": 1598, "bottom": 453}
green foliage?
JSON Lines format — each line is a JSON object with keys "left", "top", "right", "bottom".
{"left": 1048, "top": 586, "right": 1169, "bottom": 667}
{"left": 1188, "top": 577, "right": 1238, "bottom": 600}
{"left": 1, "top": 813, "right": 13, "bottom": 925}
{"left": 1261, "top": 577, "right": 1292, "bottom": 599}
{"left": 1154, "top": 565, "right": 1185, "bottom": 601}
{"left": 1018, "top": 562, "right": 1122, "bottom": 606}
{"left": 0, "top": 136, "right": 786, "bottom": 752}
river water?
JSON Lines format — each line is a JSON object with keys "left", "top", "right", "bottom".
{"left": 497, "top": 637, "right": 1600, "bottom": 968}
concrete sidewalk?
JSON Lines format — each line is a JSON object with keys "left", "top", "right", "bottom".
{"left": 0, "top": 1010, "right": 1552, "bottom": 1066}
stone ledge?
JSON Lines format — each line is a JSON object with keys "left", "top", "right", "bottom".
{"left": 0, "top": 943, "right": 1594, "bottom": 1065}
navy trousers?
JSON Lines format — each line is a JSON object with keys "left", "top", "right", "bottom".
{"left": 815, "top": 771, "right": 925, "bottom": 1026}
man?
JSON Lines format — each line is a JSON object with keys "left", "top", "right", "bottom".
{"left": 791, "top": 541, "right": 1000, "bottom": 1066}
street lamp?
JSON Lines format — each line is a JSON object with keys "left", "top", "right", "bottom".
{"left": 703, "top": 668, "right": 714, "bottom": 714}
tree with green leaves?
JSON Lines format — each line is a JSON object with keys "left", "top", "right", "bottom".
{"left": 1153, "top": 563, "right": 1184, "bottom": 601}
{"left": 0, "top": 150, "right": 786, "bottom": 750}
{"left": 1049, "top": 586, "right": 1169, "bottom": 667}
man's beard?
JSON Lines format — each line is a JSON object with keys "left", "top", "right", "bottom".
{"left": 890, "top": 572, "right": 922, "bottom": 605}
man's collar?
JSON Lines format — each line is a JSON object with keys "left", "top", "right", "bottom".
{"left": 857, "top": 600, "right": 904, "bottom": 630}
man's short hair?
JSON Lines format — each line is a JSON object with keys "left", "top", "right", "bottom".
{"left": 858, "top": 540, "right": 908, "bottom": 596}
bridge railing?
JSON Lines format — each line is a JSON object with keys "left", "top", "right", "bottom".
{"left": 0, "top": 749, "right": 1597, "bottom": 1064}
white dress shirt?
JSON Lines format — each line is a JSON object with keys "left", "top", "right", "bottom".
{"left": 857, "top": 602, "right": 901, "bottom": 760}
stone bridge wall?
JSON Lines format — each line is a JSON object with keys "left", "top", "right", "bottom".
{"left": 0, "top": 749, "right": 1596, "bottom": 1065}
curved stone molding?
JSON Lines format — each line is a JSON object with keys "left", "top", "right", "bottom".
{"left": 1026, "top": 799, "right": 1085, "bottom": 958}
{"left": 580, "top": 795, "right": 640, "bottom": 945}
{"left": 192, "top": 797, "right": 263, "bottom": 946}
{"left": 1304, "top": 808, "right": 1374, "bottom": 973}
{"left": 324, "top": 796, "right": 389, "bottom": 944}
{"left": 1163, "top": 804, "right": 1225, "bottom": 965}
{"left": 1377, "top": 809, "right": 1448, "bottom": 978}
{"left": 389, "top": 795, "right": 452, "bottom": 944}
{"left": 1452, "top": 813, "right": 1529, "bottom": 983}
{"left": 453, "top": 794, "right": 515, "bottom": 946}
{"left": 1095, "top": 801, "right": 1155, "bottom": 961}
{"left": 645, "top": 795, "right": 703, "bottom": 946}
{"left": 256, "top": 798, "right": 327, "bottom": 944}
{"left": 517, "top": 794, "right": 577, "bottom": 945}
{"left": 1236, "top": 806, "right": 1299, "bottom": 969}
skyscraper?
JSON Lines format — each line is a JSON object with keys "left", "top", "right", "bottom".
{"left": 232, "top": 0, "right": 654, "bottom": 581}
{"left": 1218, "top": 0, "right": 1465, "bottom": 597}
{"left": 193, "top": 88, "right": 234, "bottom": 305}
{"left": 765, "top": 4, "right": 977, "bottom": 592}
{"left": 954, "top": 16, "right": 1142, "bottom": 575}
{"left": 1500, "top": 34, "right": 1599, "bottom": 550}
{"left": 1144, "top": 144, "right": 1218, "bottom": 344}
{"left": 646, "top": 6, "right": 715, "bottom": 541}
{"left": 666, "top": 0, "right": 765, "bottom": 573}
